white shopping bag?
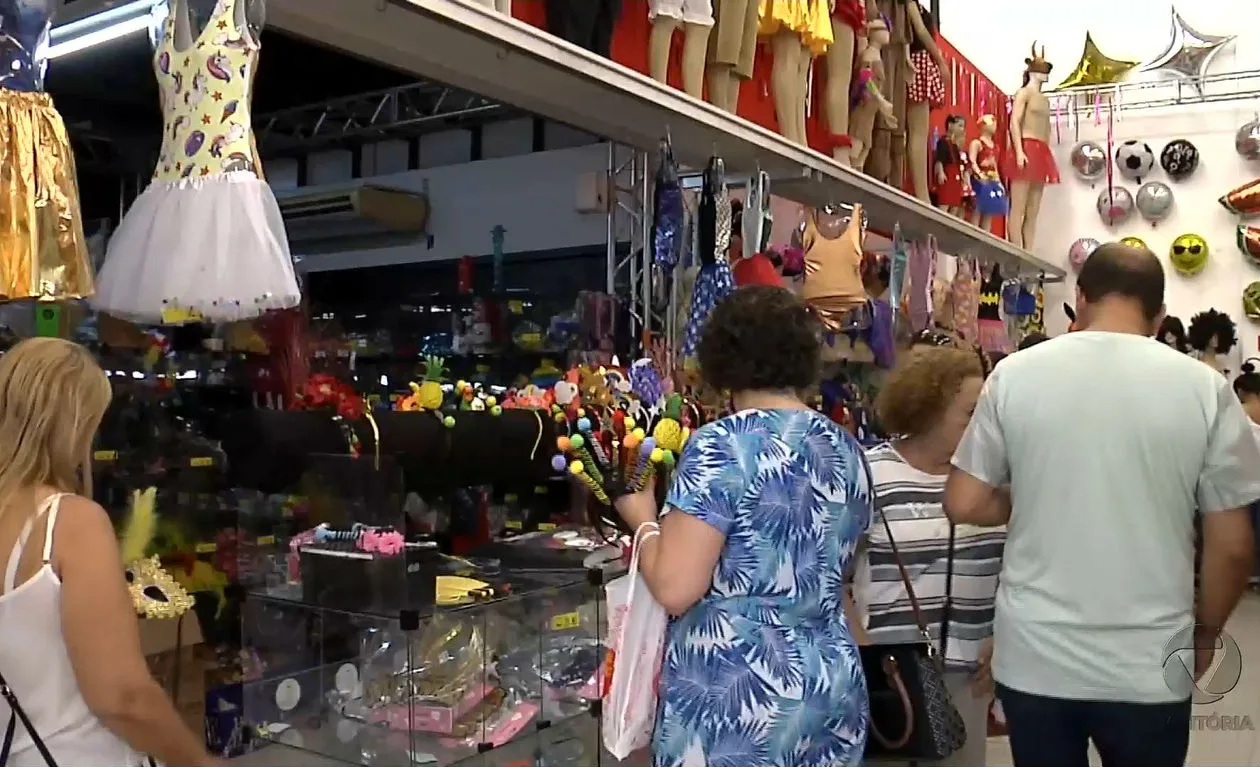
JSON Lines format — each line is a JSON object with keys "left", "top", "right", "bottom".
{"left": 602, "top": 528, "right": 668, "bottom": 760}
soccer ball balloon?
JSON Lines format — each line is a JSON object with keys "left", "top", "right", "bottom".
{"left": 1115, "top": 140, "right": 1156, "bottom": 182}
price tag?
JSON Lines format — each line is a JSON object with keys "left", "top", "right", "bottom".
{"left": 93, "top": 450, "right": 117, "bottom": 462}
{"left": 160, "top": 306, "right": 204, "bottom": 324}
{"left": 550, "top": 612, "right": 581, "bottom": 631}
{"left": 519, "top": 332, "right": 542, "bottom": 346}
{"left": 508, "top": 300, "right": 525, "bottom": 315}
{"left": 256, "top": 535, "right": 276, "bottom": 546}
{"left": 534, "top": 486, "right": 549, "bottom": 495}
{"left": 504, "top": 520, "right": 523, "bottom": 530}
{"left": 194, "top": 542, "right": 217, "bottom": 554}
{"left": 476, "top": 364, "right": 491, "bottom": 374}
{"left": 189, "top": 457, "right": 214, "bottom": 468}
{"left": 538, "top": 523, "right": 557, "bottom": 532}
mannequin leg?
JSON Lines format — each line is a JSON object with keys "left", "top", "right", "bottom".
{"left": 1022, "top": 184, "right": 1046, "bottom": 251}
{"left": 850, "top": 101, "right": 876, "bottom": 168}
{"left": 794, "top": 45, "right": 812, "bottom": 144}
{"left": 707, "top": 67, "right": 738, "bottom": 110}
{"left": 825, "top": 25, "right": 856, "bottom": 165}
{"left": 906, "top": 101, "right": 930, "bottom": 202}
{"left": 770, "top": 31, "right": 803, "bottom": 142}
{"left": 649, "top": 18, "right": 681, "bottom": 85}
{"left": 680, "top": 23, "right": 713, "bottom": 99}
{"left": 1007, "top": 180, "right": 1030, "bottom": 250}
{"left": 495, "top": 0, "right": 511, "bottom": 12}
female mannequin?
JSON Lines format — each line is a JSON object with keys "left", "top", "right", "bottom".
{"left": 94, "top": 0, "right": 299, "bottom": 325}
{"left": 824, "top": 0, "right": 866, "bottom": 164}
{"left": 848, "top": 15, "right": 896, "bottom": 170}
{"left": 706, "top": 0, "right": 760, "bottom": 112}
{"left": 649, "top": 1, "right": 714, "bottom": 99}
{"left": 904, "top": 2, "right": 946, "bottom": 203}
{"left": 761, "top": 0, "right": 833, "bottom": 144}
{"left": 1005, "top": 44, "right": 1060, "bottom": 251}
{"left": 0, "top": 0, "right": 93, "bottom": 302}
{"left": 968, "top": 114, "right": 1008, "bottom": 232}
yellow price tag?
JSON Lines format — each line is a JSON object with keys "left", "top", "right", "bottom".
{"left": 93, "top": 450, "right": 117, "bottom": 461}
{"left": 550, "top": 612, "right": 581, "bottom": 631}
{"left": 194, "top": 542, "right": 217, "bottom": 554}
{"left": 189, "top": 457, "right": 214, "bottom": 468}
{"left": 538, "top": 523, "right": 557, "bottom": 532}
{"left": 508, "top": 300, "right": 525, "bottom": 315}
{"left": 476, "top": 364, "right": 491, "bottom": 374}
{"left": 256, "top": 535, "right": 276, "bottom": 546}
{"left": 534, "top": 486, "right": 549, "bottom": 494}
{"left": 160, "top": 306, "right": 204, "bottom": 324}
{"left": 505, "top": 520, "right": 523, "bottom": 530}
{"left": 520, "top": 332, "right": 542, "bottom": 346}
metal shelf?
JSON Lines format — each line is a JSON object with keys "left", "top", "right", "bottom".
{"left": 1055, "top": 69, "right": 1260, "bottom": 115}
{"left": 269, "top": 0, "right": 1063, "bottom": 278}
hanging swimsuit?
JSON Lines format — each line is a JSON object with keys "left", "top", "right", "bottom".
{"left": 802, "top": 205, "right": 867, "bottom": 332}
{"left": 976, "top": 264, "right": 1010, "bottom": 354}
{"left": 682, "top": 163, "right": 734, "bottom": 359}
{"left": 950, "top": 257, "right": 979, "bottom": 341}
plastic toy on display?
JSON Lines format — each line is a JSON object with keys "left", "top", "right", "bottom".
{"left": 0, "top": 0, "right": 94, "bottom": 302}
{"left": 1169, "top": 234, "right": 1209, "bottom": 276}
{"left": 1006, "top": 44, "right": 1061, "bottom": 251}
{"left": 93, "top": 0, "right": 300, "bottom": 325}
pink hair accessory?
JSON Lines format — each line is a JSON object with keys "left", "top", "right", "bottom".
{"left": 358, "top": 528, "right": 405, "bottom": 556}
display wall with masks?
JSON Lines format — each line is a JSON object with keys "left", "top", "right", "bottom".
{"left": 1036, "top": 103, "right": 1260, "bottom": 369}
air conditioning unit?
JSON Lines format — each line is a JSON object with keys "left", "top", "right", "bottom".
{"left": 278, "top": 184, "right": 430, "bottom": 253}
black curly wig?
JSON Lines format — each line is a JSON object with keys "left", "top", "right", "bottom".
{"left": 697, "top": 285, "right": 823, "bottom": 392}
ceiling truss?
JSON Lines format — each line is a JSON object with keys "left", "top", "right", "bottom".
{"left": 254, "top": 81, "right": 510, "bottom": 153}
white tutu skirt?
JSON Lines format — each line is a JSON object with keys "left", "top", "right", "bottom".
{"left": 92, "top": 172, "right": 300, "bottom": 324}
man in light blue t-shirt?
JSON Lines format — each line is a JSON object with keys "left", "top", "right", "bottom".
{"left": 945, "top": 243, "right": 1260, "bottom": 767}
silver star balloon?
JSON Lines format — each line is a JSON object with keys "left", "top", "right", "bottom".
{"left": 1139, "top": 8, "right": 1235, "bottom": 94}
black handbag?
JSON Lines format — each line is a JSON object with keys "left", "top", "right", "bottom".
{"left": 860, "top": 464, "right": 967, "bottom": 761}
{"left": 0, "top": 667, "right": 58, "bottom": 767}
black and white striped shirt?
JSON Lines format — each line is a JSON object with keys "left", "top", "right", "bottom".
{"left": 854, "top": 442, "right": 1005, "bottom": 668}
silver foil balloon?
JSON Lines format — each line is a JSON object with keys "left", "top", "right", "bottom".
{"left": 1068, "top": 237, "right": 1101, "bottom": 272}
{"left": 1097, "top": 186, "right": 1134, "bottom": 226}
{"left": 1135, "top": 181, "right": 1174, "bottom": 222}
{"left": 1070, "top": 141, "right": 1108, "bottom": 182}
{"left": 1238, "top": 119, "right": 1260, "bottom": 160}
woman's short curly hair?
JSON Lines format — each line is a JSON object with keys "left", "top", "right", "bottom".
{"left": 698, "top": 285, "right": 822, "bottom": 392}
{"left": 876, "top": 346, "right": 985, "bottom": 435}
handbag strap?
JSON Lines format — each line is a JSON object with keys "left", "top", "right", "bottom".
{"left": 864, "top": 451, "right": 955, "bottom": 657}
{"left": 0, "top": 668, "right": 58, "bottom": 767}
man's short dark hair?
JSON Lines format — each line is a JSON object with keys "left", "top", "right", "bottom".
{"left": 1016, "top": 332, "right": 1048, "bottom": 351}
{"left": 1076, "top": 242, "right": 1164, "bottom": 321}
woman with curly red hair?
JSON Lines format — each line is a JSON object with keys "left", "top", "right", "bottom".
{"left": 849, "top": 345, "right": 1001, "bottom": 765}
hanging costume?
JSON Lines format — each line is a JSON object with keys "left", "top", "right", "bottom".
{"left": 0, "top": 0, "right": 94, "bottom": 302}
{"left": 682, "top": 160, "right": 734, "bottom": 358}
{"left": 977, "top": 263, "right": 1010, "bottom": 354}
{"left": 93, "top": 0, "right": 299, "bottom": 325}
{"left": 802, "top": 205, "right": 867, "bottom": 332}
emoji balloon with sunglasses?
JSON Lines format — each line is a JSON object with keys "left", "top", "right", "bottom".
{"left": 1169, "top": 234, "right": 1209, "bottom": 276}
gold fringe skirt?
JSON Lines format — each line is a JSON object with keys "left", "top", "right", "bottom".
{"left": 0, "top": 89, "right": 93, "bottom": 301}
{"left": 758, "top": 0, "right": 833, "bottom": 54}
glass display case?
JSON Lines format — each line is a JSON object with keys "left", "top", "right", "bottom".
{"left": 240, "top": 567, "right": 609, "bottom": 766}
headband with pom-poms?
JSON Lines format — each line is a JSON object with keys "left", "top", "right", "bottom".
{"left": 1156, "top": 316, "right": 1190, "bottom": 353}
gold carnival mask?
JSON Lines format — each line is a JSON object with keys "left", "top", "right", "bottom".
{"left": 125, "top": 555, "right": 194, "bottom": 620}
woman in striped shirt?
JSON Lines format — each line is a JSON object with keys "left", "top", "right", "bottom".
{"left": 850, "top": 345, "right": 1002, "bottom": 765}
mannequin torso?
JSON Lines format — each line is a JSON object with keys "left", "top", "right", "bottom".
{"left": 1012, "top": 82, "right": 1050, "bottom": 144}
{"left": 0, "top": 0, "right": 52, "bottom": 92}
{"left": 151, "top": 0, "right": 265, "bottom": 183}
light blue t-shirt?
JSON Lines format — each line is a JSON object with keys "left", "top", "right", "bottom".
{"left": 952, "top": 331, "right": 1260, "bottom": 702}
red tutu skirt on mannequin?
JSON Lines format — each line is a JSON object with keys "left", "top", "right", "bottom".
{"left": 1003, "top": 137, "right": 1060, "bottom": 184}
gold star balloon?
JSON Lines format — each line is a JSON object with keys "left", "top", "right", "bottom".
{"left": 1139, "top": 8, "right": 1235, "bottom": 95}
{"left": 1055, "top": 33, "right": 1138, "bottom": 90}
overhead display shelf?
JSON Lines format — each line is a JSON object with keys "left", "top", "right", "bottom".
{"left": 270, "top": 0, "right": 1063, "bottom": 278}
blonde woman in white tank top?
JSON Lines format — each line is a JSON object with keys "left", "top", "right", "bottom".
{"left": 0, "top": 338, "right": 218, "bottom": 767}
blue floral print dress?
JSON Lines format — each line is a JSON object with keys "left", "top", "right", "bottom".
{"left": 653, "top": 408, "right": 871, "bottom": 767}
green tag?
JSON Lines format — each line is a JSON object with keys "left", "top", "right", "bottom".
{"left": 34, "top": 305, "right": 60, "bottom": 338}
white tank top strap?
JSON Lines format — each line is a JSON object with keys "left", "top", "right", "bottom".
{"left": 2, "top": 493, "right": 66, "bottom": 593}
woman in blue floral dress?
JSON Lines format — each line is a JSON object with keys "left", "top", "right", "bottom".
{"left": 616, "top": 285, "right": 871, "bottom": 767}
